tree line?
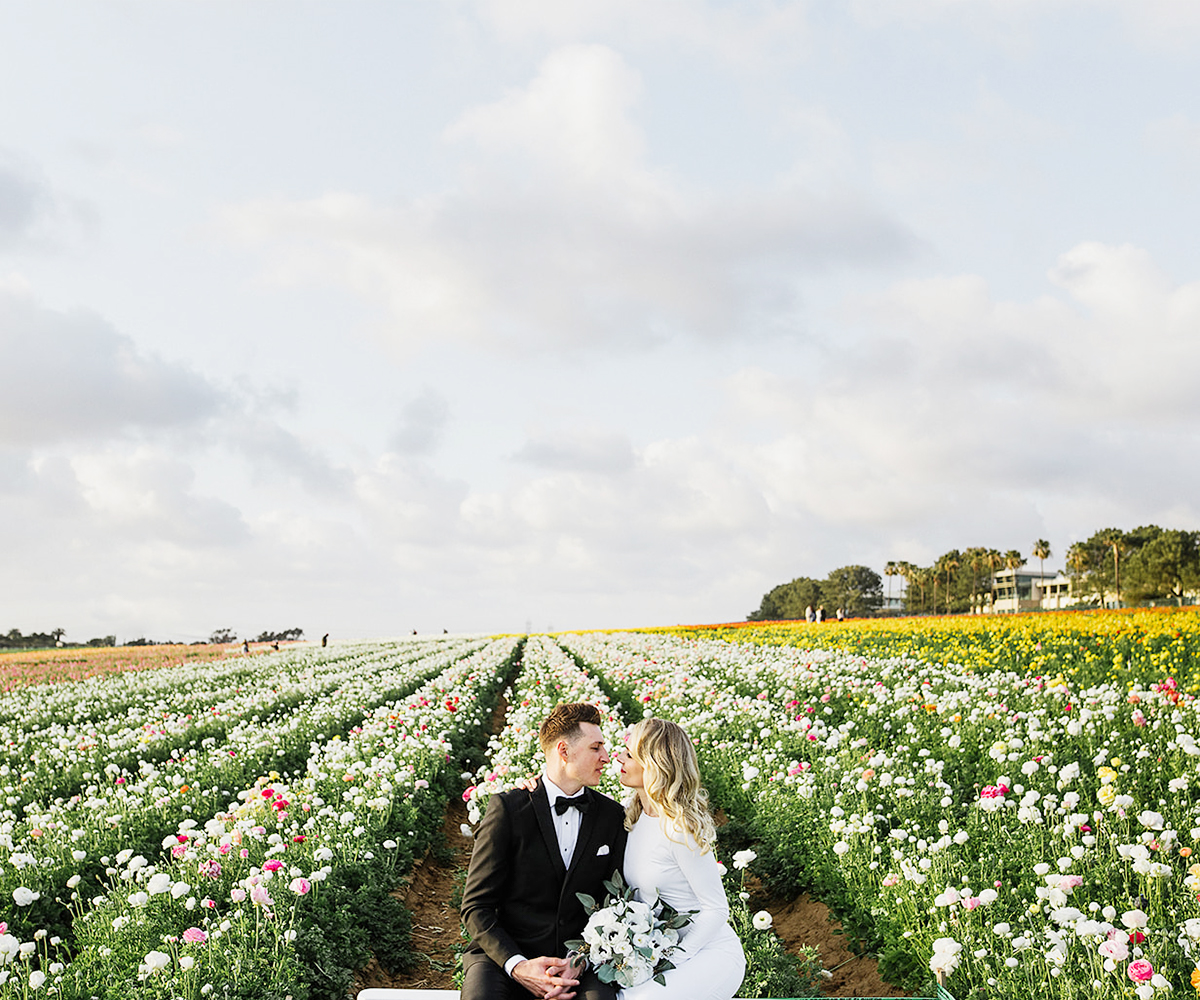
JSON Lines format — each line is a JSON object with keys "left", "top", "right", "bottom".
{"left": 748, "top": 524, "right": 1200, "bottom": 621}
{"left": 1, "top": 627, "right": 306, "bottom": 650}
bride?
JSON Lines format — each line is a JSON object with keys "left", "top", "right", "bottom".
{"left": 613, "top": 718, "right": 745, "bottom": 1000}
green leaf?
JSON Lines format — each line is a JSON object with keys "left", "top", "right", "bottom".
{"left": 575, "top": 891, "right": 597, "bottom": 912}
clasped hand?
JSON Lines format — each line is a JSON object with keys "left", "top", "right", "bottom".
{"left": 512, "top": 954, "right": 586, "bottom": 999}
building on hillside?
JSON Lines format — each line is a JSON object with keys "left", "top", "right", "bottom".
{"left": 982, "top": 567, "right": 1078, "bottom": 613}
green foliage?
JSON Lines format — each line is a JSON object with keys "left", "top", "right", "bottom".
{"left": 747, "top": 577, "right": 824, "bottom": 621}
{"left": 748, "top": 566, "right": 882, "bottom": 621}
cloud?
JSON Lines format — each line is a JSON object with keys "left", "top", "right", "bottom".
{"left": 511, "top": 427, "right": 635, "bottom": 473}
{"left": 470, "top": 0, "right": 813, "bottom": 68}
{"left": 389, "top": 388, "right": 451, "bottom": 456}
{"left": 0, "top": 284, "right": 224, "bottom": 446}
{"left": 220, "top": 45, "right": 912, "bottom": 354}
{"left": 0, "top": 151, "right": 52, "bottom": 250}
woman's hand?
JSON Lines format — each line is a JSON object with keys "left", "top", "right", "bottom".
{"left": 513, "top": 775, "right": 540, "bottom": 792}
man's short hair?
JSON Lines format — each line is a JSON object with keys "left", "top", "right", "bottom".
{"left": 538, "top": 702, "right": 603, "bottom": 754}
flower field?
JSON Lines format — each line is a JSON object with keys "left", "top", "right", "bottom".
{"left": 5, "top": 609, "right": 1199, "bottom": 998}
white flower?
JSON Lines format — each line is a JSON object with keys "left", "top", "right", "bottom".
{"left": 128, "top": 891, "right": 149, "bottom": 908}
{"left": 179, "top": 956, "right": 195, "bottom": 971}
{"left": 732, "top": 849, "right": 757, "bottom": 870}
{"left": 28, "top": 970, "right": 45, "bottom": 989}
{"left": 146, "top": 872, "right": 172, "bottom": 895}
{"left": 1121, "top": 908, "right": 1148, "bottom": 929}
{"left": 929, "top": 937, "right": 962, "bottom": 975}
{"left": 833, "top": 841, "right": 850, "bottom": 856}
{"left": 460, "top": 824, "right": 474, "bottom": 838}
{"left": 752, "top": 910, "right": 773, "bottom": 930}
{"left": 142, "top": 950, "right": 171, "bottom": 973}
{"left": 11, "top": 887, "right": 38, "bottom": 907}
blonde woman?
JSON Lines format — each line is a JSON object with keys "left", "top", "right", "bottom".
{"left": 614, "top": 718, "right": 745, "bottom": 1000}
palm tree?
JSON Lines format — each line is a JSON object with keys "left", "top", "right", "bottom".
{"left": 1003, "top": 549, "right": 1026, "bottom": 612}
{"left": 1066, "top": 542, "right": 1091, "bottom": 606}
{"left": 1096, "top": 528, "right": 1127, "bottom": 608}
{"left": 1032, "top": 539, "right": 1051, "bottom": 607}
{"left": 936, "top": 551, "right": 960, "bottom": 615}
{"left": 884, "top": 561, "right": 897, "bottom": 613}
{"left": 984, "top": 548, "right": 1003, "bottom": 613}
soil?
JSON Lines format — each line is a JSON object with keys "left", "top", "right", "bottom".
{"left": 350, "top": 799, "right": 909, "bottom": 998}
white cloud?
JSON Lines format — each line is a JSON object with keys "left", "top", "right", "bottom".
{"left": 0, "top": 285, "right": 223, "bottom": 446}
{"left": 470, "top": 0, "right": 813, "bottom": 68}
{"left": 219, "top": 44, "right": 911, "bottom": 355}
{"left": 390, "top": 387, "right": 452, "bottom": 456}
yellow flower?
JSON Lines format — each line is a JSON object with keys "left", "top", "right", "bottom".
{"left": 1097, "top": 766, "right": 1117, "bottom": 785}
{"left": 1097, "top": 785, "right": 1116, "bottom": 806}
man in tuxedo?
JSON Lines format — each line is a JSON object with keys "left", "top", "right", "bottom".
{"left": 461, "top": 702, "right": 627, "bottom": 1000}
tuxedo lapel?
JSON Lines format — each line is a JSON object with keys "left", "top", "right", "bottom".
{"left": 532, "top": 778, "right": 567, "bottom": 880}
{"left": 564, "top": 786, "right": 604, "bottom": 880}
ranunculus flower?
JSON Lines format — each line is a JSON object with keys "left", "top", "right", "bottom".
{"left": 289, "top": 877, "right": 311, "bottom": 895}
{"left": 12, "top": 887, "right": 38, "bottom": 907}
{"left": 182, "top": 927, "right": 207, "bottom": 944}
{"left": 752, "top": 910, "right": 773, "bottom": 930}
{"left": 732, "top": 849, "right": 757, "bottom": 870}
{"left": 143, "top": 950, "right": 171, "bottom": 973}
{"left": 1128, "top": 959, "right": 1154, "bottom": 983}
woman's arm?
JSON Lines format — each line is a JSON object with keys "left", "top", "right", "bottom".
{"left": 669, "top": 834, "right": 730, "bottom": 956}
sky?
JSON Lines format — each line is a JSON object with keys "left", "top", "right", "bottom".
{"left": 2, "top": 1, "right": 1199, "bottom": 641}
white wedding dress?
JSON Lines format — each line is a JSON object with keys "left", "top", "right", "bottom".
{"left": 619, "top": 813, "right": 746, "bottom": 1000}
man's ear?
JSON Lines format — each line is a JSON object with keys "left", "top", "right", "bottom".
{"left": 557, "top": 738, "right": 570, "bottom": 761}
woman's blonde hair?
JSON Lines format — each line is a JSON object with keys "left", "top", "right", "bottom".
{"left": 624, "top": 718, "right": 716, "bottom": 853}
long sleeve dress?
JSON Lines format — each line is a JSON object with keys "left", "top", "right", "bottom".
{"left": 619, "top": 813, "right": 745, "bottom": 1000}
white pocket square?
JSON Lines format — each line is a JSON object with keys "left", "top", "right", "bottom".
{"left": 596, "top": 844, "right": 610, "bottom": 856}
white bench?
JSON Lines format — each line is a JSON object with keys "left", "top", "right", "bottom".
{"left": 355, "top": 989, "right": 758, "bottom": 993}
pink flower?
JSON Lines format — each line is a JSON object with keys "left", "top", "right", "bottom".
{"left": 1128, "top": 959, "right": 1154, "bottom": 983}
{"left": 262, "top": 859, "right": 284, "bottom": 873}
{"left": 881, "top": 873, "right": 900, "bottom": 887}
{"left": 961, "top": 896, "right": 981, "bottom": 911}
{"left": 201, "top": 898, "right": 216, "bottom": 909}
{"left": 218, "top": 843, "right": 231, "bottom": 855}
{"left": 461, "top": 787, "right": 475, "bottom": 802}
{"left": 289, "top": 877, "right": 311, "bottom": 895}
{"left": 250, "top": 884, "right": 273, "bottom": 906}
{"left": 1060, "top": 875, "right": 1083, "bottom": 890}
{"left": 182, "top": 927, "right": 208, "bottom": 944}
{"left": 198, "top": 860, "right": 221, "bottom": 878}
{"left": 230, "top": 888, "right": 247, "bottom": 902}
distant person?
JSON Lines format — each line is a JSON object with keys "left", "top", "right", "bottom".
{"left": 805, "top": 605, "right": 815, "bottom": 623}
{"left": 836, "top": 607, "right": 845, "bottom": 622}
{"left": 321, "top": 633, "right": 329, "bottom": 648}
{"left": 272, "top": 641, "right": 279, "bottom": 651}
{"left": 816, "top": 606, "right": 826, "bottom": 623}
{"left": 412, "top": 629, "right": 418, "bottom": 635}
{"left": 242, "top": 639, "right": 250, "bottom": 654}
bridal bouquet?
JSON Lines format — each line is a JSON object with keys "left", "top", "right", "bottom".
{"left": 565, "top": 872, "right": 695, "bottom": 988}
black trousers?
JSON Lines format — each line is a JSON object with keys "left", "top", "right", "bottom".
{"left": 461, "top": 958, "right": 618, "bottom": 1000}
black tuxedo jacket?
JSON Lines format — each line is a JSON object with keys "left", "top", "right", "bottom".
{"left": 461, "top": 779, "right": 627, "bottom": 973}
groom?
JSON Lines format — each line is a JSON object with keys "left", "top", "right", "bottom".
{"left": 461, "top": 702, "right": 627, "bottom": 1000}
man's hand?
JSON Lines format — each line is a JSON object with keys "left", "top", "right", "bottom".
{"left": 512, "top": 956, "right": 581, "bottom": 999}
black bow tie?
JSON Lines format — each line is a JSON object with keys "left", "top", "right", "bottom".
{"left": 554, "top": 795, "right": 589, "bottom": 815}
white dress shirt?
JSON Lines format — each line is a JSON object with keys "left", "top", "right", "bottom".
{"left": 504, "top": 777, "right": 586, "bottom": 977}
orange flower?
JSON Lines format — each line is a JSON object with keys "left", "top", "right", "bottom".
{"left": 1190, "top": 966, "right": 1200, "bottom": 991}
